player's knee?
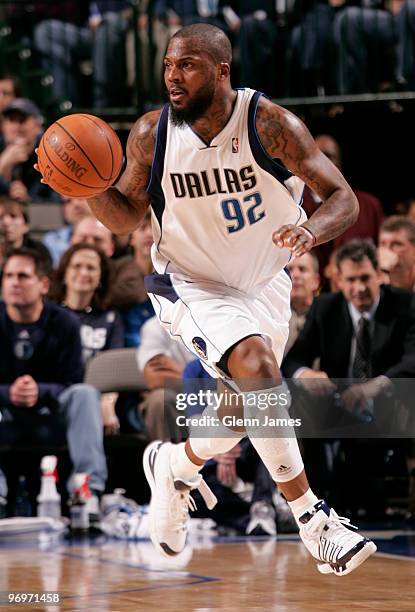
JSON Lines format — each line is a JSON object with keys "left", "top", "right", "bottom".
{"left": 227, "top": 336, "right": 281, "bottom": 385}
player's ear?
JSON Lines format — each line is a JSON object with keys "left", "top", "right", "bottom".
{"left": 218, "top": 62, "right": 230, "bottom": 81}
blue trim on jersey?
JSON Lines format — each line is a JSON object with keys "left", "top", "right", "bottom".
{"left": 147, "top": 105, "right": 169, "bottom": 230}
{"left": 144, "top": 273, "right": 179, "bottom": 303}
{"left": 248, "top": 91, "right": 293, "bottom": 187}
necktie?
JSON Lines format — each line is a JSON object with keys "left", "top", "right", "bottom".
{"left": 352, "top": 316, "right": 372, "bottom": 380}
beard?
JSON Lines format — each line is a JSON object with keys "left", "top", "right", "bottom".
{"left": 169, "top": 82, "right": 216, "bottom": 127}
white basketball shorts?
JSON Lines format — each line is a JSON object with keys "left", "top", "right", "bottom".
{"left": 145, "top": 269, "right": 291, "bottom": 378}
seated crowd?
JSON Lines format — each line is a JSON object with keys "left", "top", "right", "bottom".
{"left": 1, "top": 0, "right": 415, "bottom": 114}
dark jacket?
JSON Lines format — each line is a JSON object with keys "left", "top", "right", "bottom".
{"left": 282, "top": 285, "right": 415, "bottom": 379}
{"left": 0, "top": 300, "right": 83, "bottom": 408}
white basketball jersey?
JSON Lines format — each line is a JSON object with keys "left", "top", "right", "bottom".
{"left": 147, "top": 88, "right": 306, "bottom": 294}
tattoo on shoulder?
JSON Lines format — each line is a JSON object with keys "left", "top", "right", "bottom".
{"left": 256, "top": 99, "right": 303, "bottom": 161}
{"left": 128, "top": 109, "right": 162, "bottom": 166}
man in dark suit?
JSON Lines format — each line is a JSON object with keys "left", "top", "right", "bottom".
{"left": 283, "top": 238, "right": 415, "bottom": 383}
{"left": 282, "top": 238, "right": 415, "bottom": 517}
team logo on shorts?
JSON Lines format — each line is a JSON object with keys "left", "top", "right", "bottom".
{"left": 192, "top": 337, "right": 208, "bottom": 360}
{"left": 232, "top": 137, "right": 239, "bottom": 153}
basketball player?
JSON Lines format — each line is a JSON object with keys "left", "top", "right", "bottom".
{"left": 37, "top": 23, "right": 376, "bottom": 576}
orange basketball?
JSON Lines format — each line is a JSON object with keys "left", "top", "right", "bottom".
{"left": 37, "top": 113, "right": 124, "bottom": 198}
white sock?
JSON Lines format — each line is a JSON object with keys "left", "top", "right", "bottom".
{"left": 288, "top": 489, "right": 319, "bottom": 523}
{"left": 170, "top": 442, "right": 202, "bottom": 484}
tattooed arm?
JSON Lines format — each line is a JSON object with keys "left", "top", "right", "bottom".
{"left": 87, "top": 109, "right": 161, "bottom": 234}
{"left": 255, "top": 97, "right": 359, "bottom": 255}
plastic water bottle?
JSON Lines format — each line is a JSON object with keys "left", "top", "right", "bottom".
{"left": 69, "top": 473, "right": 90, "bottom": 531}
{"left": 37, "top": 456, "right": 61, "bottom": 519}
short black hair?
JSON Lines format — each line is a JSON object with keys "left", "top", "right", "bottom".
{"left": 3, "top": 247, "right": 50, "bottom": 278}
{"left": 336, "top": 239, "right": 378, "bottom": 271}
{"left": 171, "top": 23, "right": 232, "bottom": 64}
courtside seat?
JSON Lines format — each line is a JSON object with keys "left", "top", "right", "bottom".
{"left": 28, "top": 202, "right": 64, "bottom": 234}
{"left": 84, "top": 347, "right": 147, "bottom": 393}
{"left": 85, "top": 348, "right": 150, "bottom": 504}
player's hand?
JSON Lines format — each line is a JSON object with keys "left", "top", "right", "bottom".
{"left": 33, "top": 147, "right": 47, "bottom": 184}
{"left": 273, "top": 224, "right": 317, "bottom": 257}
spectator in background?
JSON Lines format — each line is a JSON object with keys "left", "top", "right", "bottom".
{"left": 394, "top": 196, "right": 415, "bottom": 222}
{"left": 49, "top": 243, "right": 124, "bottom": 434}
{"left": 334, "top": 0, "right": 415, "bottom": 94}
{"left": 71, "top": 214, "right": 153, "bottom": 319}
{"left": 223, "top": 1, "right": 279, "bottom": 94}
{"left": 137, "top": 315, "right": 193, "bottom": 441}
{"left": 323, "top": 249, "right": 340, "bottom": 293}
{"left": 283, "top": 239, "right": 415, "bottom": 390}
{"left": 378, "top": 216, "right": 415, "bottom": 291}
{"left": 49, "top": 243, "right": 124, "bottom": 364}
{"left": 333, "top": 2, "right": 397, "bottom": 94}
{"left": 0, "top": 98, "right": 56, "bottom": 202}
{"left": 302, "top": 134, "right": 384, "bottom": 279}
{"left": 0, "top": 197, "right": 52, "bottom": 272}
{"left": 406, "top": 198, "right": 415, "bottom": 223}
{"left": 0, "top": 74, "right": 21, "bottom": 132}
{"left": 285, "top": 251, "right": 320, "bottom": 355}
{"left": 111, "top": 210, "right": 154, "bottom": 346}
{"left": 0, "top": 248, "right": 107, "bottom": 518}
{"left": 289, "top": 0, "right": 338, "bottom": 96}
{"left": 71, "top": 214, "right": 115, "bottom": 258}
{"left": 34, "top": 1, "right": 130, "bottom": 108}
{"left": 283, "top": 239, "right": 415, "bottom": 517}
{"left": 42, "top": 197, "right": 90, "bottom": 267}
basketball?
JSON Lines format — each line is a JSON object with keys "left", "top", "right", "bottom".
{"left": 37, "top": 113, "right": 124, "bottom": 198}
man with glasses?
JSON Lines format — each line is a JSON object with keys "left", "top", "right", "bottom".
{"left": 0, "top": 247, "right": 107, "bottom": 519}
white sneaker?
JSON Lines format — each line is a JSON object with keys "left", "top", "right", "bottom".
{"left": 299, "top": 500, "right": 377, "bottom": 576}
{"left": 246, "top": 501, "right": 277, "bottom": 536}
{"left": 100, "top": 490, "right": 149, "bottom": 539}
{"left": 143, "top": 441, "right": 217, "bottom": 557}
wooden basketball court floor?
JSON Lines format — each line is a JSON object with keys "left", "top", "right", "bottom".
{"left": 1, "top": 530, "right": 414, "bottom": 611}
